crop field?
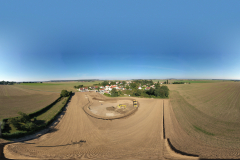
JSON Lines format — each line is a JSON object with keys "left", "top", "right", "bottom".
{"left": 0, "top": 85, "right": 59, "bottom": 120}
{"left": 152, "top": 79, "right": 226, "bottom": 84}
{"left": 15, "top": 81, "right": 103, "bottom": 93}
{"left": 4, "top": 92, "right": 179, "bottom": 159}
{"left": 2, "top": 82, "right": 240, "bottom": 159}
{"left": 166, "top": 82, "right": 240, "bottom": 158}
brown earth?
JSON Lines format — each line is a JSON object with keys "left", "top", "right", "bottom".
{"left": 165, "top": 82, "right": 240, "bottom": 159}
{"left": 3, "top": 92, "right": 194, "bottom": 159}
{"left": 3, "top": 82, "right": 240, "bottom": 159}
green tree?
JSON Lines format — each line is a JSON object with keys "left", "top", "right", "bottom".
{"left": 101, "top": 81, "right": 109, "bottom": 86}
{"left": 18, "top": 112, "right": 30, "bottom": 123}
{"left": 126, "top": 85, "right": 129, "bottom": 90}
{"left": 130, "top": 83, "right": 138, "bottom": 89}
{"left": 147, "top": 87, "right": 154, "bottom": 95}
{"left": 167, "top": 80, "right": 168, "bottom": 84}
{"left": 110, "top": 88, "right": 118, "bottom": 97}
{"left": 135, "top": 89, "right": 142, "bottom": 96}
{"left": 110, "top": 81, "right": 116, "bottom": 85}
{"left": 23, "top": 122, "right": 37, "bottom": 131}
{"left": 61, "top": 90, "right": 69, "bottom": 97}
{"left": 155, "top": 81, "right": 160, "bottom": 89}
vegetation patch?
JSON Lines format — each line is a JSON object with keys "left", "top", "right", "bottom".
{"left": 193, "top": 125, "right": 215, "bottom": 136}
{"left": 1, "top": 90, "right": 72, "bottom": 139}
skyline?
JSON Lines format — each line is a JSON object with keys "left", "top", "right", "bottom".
{"left": 1, "top": 1, "right": 240, "bottom": 81}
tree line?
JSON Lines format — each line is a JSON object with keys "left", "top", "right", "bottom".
{"left": 0, "top": 81, "right": 15, "bottom": 85}
{"left": 110, "top": 81, "right": 169, "bottom": 98}
{"left": 131, "top": 82, "right": 169, "bottom": 98}
{"left": 101, "top": 81, "right": 126, "bottom": 86}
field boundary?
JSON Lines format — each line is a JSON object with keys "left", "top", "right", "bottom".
{"left": 1, "top": 95, "right": 71, "bottom": 139}
{"left": 163, "top": 100, "right": 199, "bottom": 159}
{"left": 82, "top": 96, "right": 138, "bottom": 120}
{"left": 0, "top": 95, "right": 73, "bottom": 159}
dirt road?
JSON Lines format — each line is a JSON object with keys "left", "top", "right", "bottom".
{"left": 4, "top": 92, "right": 168, "bottom": 159}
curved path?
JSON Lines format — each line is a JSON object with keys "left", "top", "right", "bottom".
{"left": 3, "top": 92, "right": 196, "bottom": 159}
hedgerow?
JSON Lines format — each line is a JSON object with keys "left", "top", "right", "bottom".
{"left": 1, "top": 92, "right": 72, "bottom": 139}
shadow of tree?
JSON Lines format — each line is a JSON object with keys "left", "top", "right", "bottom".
{"left": 36, "top": 140, "right": 86, "bottom": 147}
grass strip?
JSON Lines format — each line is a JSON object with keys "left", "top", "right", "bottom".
{"left": 193, "top": 125, "right": 215, "bottom": 136}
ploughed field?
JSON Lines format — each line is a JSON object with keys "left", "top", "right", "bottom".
{"left": 167, "top": 82, "right": 240, "bottom": 159}
{"left": 4, "top": 92, "right": 170, "bottom": 159}
{"left": 0, "top": 85, "right": 59, "bottom": 120}
{"left": 3, "top": 82, "right": 240, "bottom": 159}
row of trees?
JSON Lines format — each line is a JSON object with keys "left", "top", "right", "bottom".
{"left": 173, "top": 82, "right": 191, "bottom": 84}
{"left": 101, "top": 81, "right": 126, "bottom": 86}
{"left": 131, "top": 82, "right": 169, "bottom": 98}
{"left": 74, "top": 85, "right": 83, "bottom": 89}
{"left": 110, "top": 82, "right": 169, "bottom": 98}
{"left": 0, "top": 81, "right": 15, "bottom": 85}
{"left": 132, "top": 80, "right": 154, "bottom": 86}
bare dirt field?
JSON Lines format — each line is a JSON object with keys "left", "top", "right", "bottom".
{"left": 3, "top": 92, "right": 189, "bottom": 159}
{"left": 165, "top": 82, "right": 240, "bottom": 159}
{"left": 89, "top": 99, "right": 133, "bottom": 117}
{"left": 0, "top": 85, "right": 59, "bottom": 120}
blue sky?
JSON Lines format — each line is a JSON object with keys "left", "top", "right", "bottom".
{"left": 1, "top": 0, "right": 240, "bottom": 81}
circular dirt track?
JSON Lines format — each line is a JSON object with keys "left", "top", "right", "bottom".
{"left": 3, "top": 92, "right": 196, "bottom": 159}
{"left": 83, "top": 93, "right": 138, "bottom": 120}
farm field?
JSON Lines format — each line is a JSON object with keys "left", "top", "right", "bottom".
{"left": 166, "top": 82, "right": 240, "bottom": 158}
{"left": 0, "top": 85, "right": 59, "bottom": 120}
{"left": 4, "top": 92, "right": 172, "bottom": 159}
{"left": 152, "top": 79, "right": 226, "bottom": 84}
{"left": 2, "top": 82, "right": 240, "bottom": 159}
{"left": 14, "top": 81, "right": 103, "bottom": 93}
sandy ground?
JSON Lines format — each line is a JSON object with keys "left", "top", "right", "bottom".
{"left": 3, "top": 92, "right": 196, "bottom": 160}
{"left": 89, "top": 99, "right": 133, "bottom": 117}
{"left": 4, "top": 92, "right": 164, "bottom": 159}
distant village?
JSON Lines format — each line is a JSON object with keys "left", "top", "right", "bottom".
{"left": 78, "top": 81, "right": 165, "bottom": 94}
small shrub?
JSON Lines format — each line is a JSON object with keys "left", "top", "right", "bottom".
{"left": 24, "top": 122, "right": 37, "bottom": 131}
{"left": 18, "top": 112, "right": 30, "bottom": 123}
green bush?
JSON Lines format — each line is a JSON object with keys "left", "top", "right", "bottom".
{"left": 1, "top": 121, "right": 5, "bottom": 130}
{"left": 18, "top": 111, "right": 31, "bottom": 123}
{"left": 23, "top": 122, "right": 37, "bottom": 131}
{"left": 2, "top": 131, "right": 28, "bottom": 138}
{"left": 60, "top": 90, "right": 70, "bottom": 97}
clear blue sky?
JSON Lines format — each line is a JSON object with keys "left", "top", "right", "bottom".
{"left": 1, "top": 0, "right": 240, "bottom": 81}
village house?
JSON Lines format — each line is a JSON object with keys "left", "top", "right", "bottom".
{"left": 105, "top": 85, "right": 110, "bottom": 90}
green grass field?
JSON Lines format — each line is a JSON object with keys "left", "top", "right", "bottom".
{"left": 36, "top": 97, "right": 67, "bottom": 122}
